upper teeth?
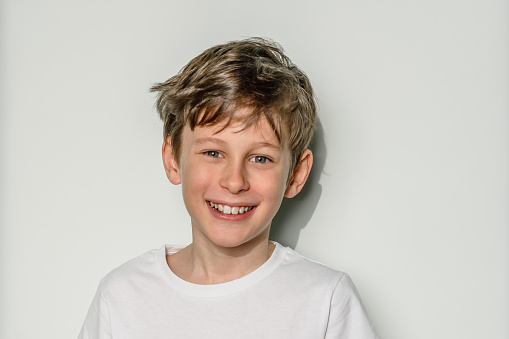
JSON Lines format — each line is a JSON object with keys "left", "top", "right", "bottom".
{"left": 209, "top": 201, "right": 253, "bottom": 215}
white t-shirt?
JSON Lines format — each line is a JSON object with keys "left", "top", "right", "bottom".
{"left": 78, "top": 243, "right": 378, "bottom": 339}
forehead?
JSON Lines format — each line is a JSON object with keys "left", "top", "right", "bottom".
{"left": 188, "top": 115, "right": 281, "bottom": 146}
{"left": 190, "top": 107, "right": 287, "bottom": 147}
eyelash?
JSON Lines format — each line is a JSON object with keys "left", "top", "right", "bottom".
{"left": 204, "top": 150, "right": 223, "bottom": 158}
{"left": 250, "top": 155, "right": 270, "bottom": 164}
{"left": 204, "top": 151, "right": 271, "bottom": 164}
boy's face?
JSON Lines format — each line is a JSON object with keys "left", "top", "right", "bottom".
{"left": 162, "top": 108, "right": 312, "bottom": 249}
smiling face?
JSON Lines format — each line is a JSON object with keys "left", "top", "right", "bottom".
{"left": 162, "top": 108, "right": 313, "bottom": 250}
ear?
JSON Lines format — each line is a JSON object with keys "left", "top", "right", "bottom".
{"left": 284, "top": 149, "right": 313, "bottom": 198}
{"left": 162, "top": 137, "right": 181, "bottom": 185}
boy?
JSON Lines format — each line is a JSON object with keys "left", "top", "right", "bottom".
{"left": 79, "top": 38, "right": 378, "bottom": 338}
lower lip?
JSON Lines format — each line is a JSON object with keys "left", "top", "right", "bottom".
{"left": 207, "top": 203, "right": 255, "bottom": 221}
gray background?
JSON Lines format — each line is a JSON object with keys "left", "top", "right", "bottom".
{"left": 1, "top": 0, "right": 508, "bottom": 338}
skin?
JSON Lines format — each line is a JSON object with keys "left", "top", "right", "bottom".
{"left": 162, "top": 110, "right": 313, "bottom": 284}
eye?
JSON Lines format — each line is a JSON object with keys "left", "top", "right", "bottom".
{"left": 205, "top": 150, "right": 223, "bottom": 158}
{"left": 250, "top": 155, "right": 270, "bottom": 164}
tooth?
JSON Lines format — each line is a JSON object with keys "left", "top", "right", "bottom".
{"left": 218, "top": 204, "right": 223, "bottom": 212}
{"left": 209, "top": 201, "right": 214, "bottom": 207}
{"left": 232, "top": 207, "right": 239, "bottom": 215}
{"left": 239, "top": 207, "right": 245, "bottom": 214}
{"left": 223, "top": 205, "right": 231, "bottom": 214}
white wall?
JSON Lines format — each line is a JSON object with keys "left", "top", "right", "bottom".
{"left": 1, "top": 1, "right": 508, "bottom": 338}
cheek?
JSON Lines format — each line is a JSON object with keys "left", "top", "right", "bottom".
{"left": 256, "top": 171, "right": 288, "bottom": 201}
{"left": 181, "top": 160, "right": 215, "bottom": 194}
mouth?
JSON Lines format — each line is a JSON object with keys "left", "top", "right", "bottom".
{"left": 208, "top": 201, "right": 254, "bottom": 215}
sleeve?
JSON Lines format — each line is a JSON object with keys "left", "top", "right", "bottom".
{"left": 325, "top": 273, "right": 379, "bottom": 339}
{"left": 78, "top": 281, "right": 113, "bottom": 339}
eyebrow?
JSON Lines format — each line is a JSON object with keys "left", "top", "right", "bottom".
{"left": 194, "top": 137, "right": 227, "bottom": 146}
{"left": 194, "top": 137, "right": 281, "bottom": 150}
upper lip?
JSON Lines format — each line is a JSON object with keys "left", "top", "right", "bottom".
{"left": 206, "top": 200, "right": 257, "bottom": 207}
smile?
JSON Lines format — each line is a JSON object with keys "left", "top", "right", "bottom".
{"left": 208, "top": 201, "right": 254, "bottom": 215}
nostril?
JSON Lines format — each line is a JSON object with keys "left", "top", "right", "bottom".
{"left": 220, "top": 168, "right": 249, "bottom": 193}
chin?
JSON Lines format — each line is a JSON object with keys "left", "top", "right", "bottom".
{"left": 203, "top": 226, "right": 270, "bottom": 250}
{"left": 207, "top": 233, "right": 254, "bottom": 249}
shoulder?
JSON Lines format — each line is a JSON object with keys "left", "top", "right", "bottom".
{"left": 98, "top": 246, "right": 165, "bottom": 295}
{"left": 279, "top": 244, "right": 344, "bottom": 275}
{"left": 275, "top": 246, "right": 378, "bottom": 337}
{"left": 275, "top": 244, "right": 347, "bottom": 291}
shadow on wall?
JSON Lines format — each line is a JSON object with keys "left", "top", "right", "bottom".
{"left": 270, "top": 118, "right": 327, "bottom": 249}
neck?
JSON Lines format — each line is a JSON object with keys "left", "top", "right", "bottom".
{"left": 167, "top": 232, "right": 275, "bottom": 285}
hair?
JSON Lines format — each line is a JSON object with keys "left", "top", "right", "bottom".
{"left": 150, "top": 37, "right": 316, "bottom": 179}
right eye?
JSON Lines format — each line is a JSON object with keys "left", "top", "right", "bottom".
{"left": 204, "top": 151, "right": 223, "bottom": 158}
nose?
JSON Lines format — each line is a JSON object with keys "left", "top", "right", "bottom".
{"left": 219, "top": 159, "right": 249, "bottom": 194}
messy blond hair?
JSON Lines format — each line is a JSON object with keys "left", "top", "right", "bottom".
{"left": 151, "top": 37, "right": 316, "bottom": 177}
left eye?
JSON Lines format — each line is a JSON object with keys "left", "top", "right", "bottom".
{"left": 250, "top": 156, "right": 269, "bottom": 164}
{"left": 205, "top": 151, "right": 223, "bottom": 158}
